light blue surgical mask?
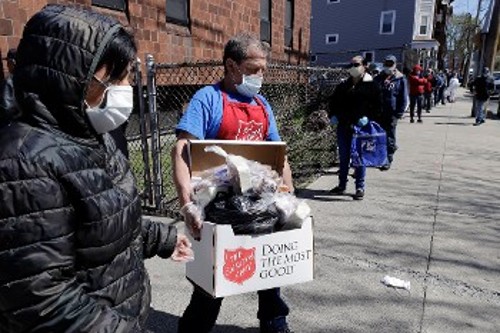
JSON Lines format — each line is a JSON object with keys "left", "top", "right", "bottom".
{"left": 236, "top": 74, "right": 263, "bottom": 98}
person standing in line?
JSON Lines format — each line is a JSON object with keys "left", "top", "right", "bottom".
{"left": 172, "top": 33, "right": 295, "bottom": 333}
{"left": 327, "top": 55, "right": 382, "bottom": 200}
{"left": 472, "top": 67, "right": 494, "bottom": 126}
{"left": 447, "top": 73, "right": 460, "bottom": 103}
{"left": 374, "top": 55, "right": 408, "bottom": 171}
{"left": 0, "top": 5, "right": 193, "bottom": 332}
{"left": 423, "top": 68, "right": 434, "bottom": 113}
{"left": 408, "top": 65, "right": 427, "bottom": 123}
{"left": 434, "top": 70, "right": 447, "bottom": 106}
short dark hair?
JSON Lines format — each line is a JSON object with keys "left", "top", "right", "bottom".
{"left": 223, "top": 33, "right": 269, "bottom": 67}
{"left": 96, "top": 29, "right": 137, "bottom": 82}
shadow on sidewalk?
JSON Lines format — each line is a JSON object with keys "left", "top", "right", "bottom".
{"left": 146, "top": 309, "right": 259, "bottom": 333}
{"left": 296, "top": 188, "right": 354, "bottom": 202}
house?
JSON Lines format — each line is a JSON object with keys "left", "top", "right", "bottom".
{"left": 310, "top": 0, "right": 454, "bottom": 70}
{"left": 0, "top": 0, "right": 311, "bottom": 79}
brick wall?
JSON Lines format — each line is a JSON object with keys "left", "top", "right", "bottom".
{"left": 1, "top": 0, "right": 311, "bottom": 77}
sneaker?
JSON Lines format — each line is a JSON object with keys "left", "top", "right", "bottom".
{"left": 417, "top": 119, "right": 423, "bottom": 123}
{"left": 379, "top": 163, "right": 391, "bottom": 171}
{"left": 353, "top": 189, "right": 364, "bottom": 200}
{"left": 329, "top": 186, "right": 346, "bottom": 195}
{"left": 410, "top": 119, "right": 415, "bottom": 123}
{"left": 260, "top": 317, "right": 293, "bottom": 333}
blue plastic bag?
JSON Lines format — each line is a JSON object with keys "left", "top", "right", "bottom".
{"left": 351, "top": 121, "right": 388, "bottom": 167}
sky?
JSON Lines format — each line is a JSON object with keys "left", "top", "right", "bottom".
{"left": 452, "top": 0, "right": 489, "bottom": 18}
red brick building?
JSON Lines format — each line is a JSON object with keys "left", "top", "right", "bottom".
{"left": 1, "top": 0, "right": 311, "bottom": 78}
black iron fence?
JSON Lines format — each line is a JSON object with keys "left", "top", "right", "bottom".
{"left": 127, "top": 56, "right": 346, "bottom": 217}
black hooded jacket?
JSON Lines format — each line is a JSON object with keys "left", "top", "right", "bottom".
{"left": 327, "top": 73, "right": 383, "bottom": 128}
{"left": 0, "top": 5, "right": 176, "bottom": 332}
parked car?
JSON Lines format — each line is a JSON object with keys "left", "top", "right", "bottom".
{"left": 491, "top": 71, "right": 500, "bottom": 98}
{"left": 468, "top": 71, "right": 500, "bottom": 98}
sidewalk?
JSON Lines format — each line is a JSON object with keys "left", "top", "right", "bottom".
{"left": 144, "top": 88, "right": 500, "bottom": 333}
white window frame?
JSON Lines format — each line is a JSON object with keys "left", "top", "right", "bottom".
{"left": 363, "top": 51, "right": 375, "bottom": 63}
{"left": 327, "top": 0, "right": 340, "bottom": 4}
{"left": 379, "top": 10, "right": 396, "bottom": 35}
{"left": 419, "top": 15, "right": 429, "bottom": 36}
{"left": 325, "top": 33, "right": 339, "bottom": 45}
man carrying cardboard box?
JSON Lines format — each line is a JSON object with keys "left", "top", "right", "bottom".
{"left": 172, "top": 33, "right": 295, "bottom": 333}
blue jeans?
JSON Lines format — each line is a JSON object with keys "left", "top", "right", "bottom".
{"left": 178, "top": 287, "right": 289, "bottom": 333}
{"left": 475, "top": 99, "right": 487, "bottom": 123}
{"left": 337, "top": 125, "right": 366, "bottom": 190}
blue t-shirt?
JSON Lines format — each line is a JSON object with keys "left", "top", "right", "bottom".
{"left": 176, "top": 84, "right": 281, "bottom": 141}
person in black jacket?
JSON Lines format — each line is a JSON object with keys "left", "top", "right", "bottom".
{"left": 0, "top": 5, "right": 193, "bottom": 333}
{"left": 472, "top": 67, "right": 494, "bottom": 126}
{"left": 328, "top": 55, "right": 382, "bottom": 200}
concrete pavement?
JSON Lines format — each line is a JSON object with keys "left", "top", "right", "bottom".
{"left": 144, "top": 88, "right": 500, "bottom": 333}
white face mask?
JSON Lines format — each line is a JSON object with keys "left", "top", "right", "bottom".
{"left": 383, "top": 66, "right": 395, "bottom": 76}
{"left": 348, "top": 66, "right": 364, "bottom": 78}
{"left": 235, "top": 74, "right": 263, "bottom": 98}
{"left": 86, "top": 85, "right": 133, "bottom": 134}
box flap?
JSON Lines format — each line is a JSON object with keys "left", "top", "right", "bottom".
{"left": 188, "top": 140, "right": 286, "bottom": 177}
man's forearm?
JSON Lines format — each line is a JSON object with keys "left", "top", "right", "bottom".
{"left": 171, "top": 139, "right": 192, "bottom": 207}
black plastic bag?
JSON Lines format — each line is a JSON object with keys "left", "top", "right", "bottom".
{"left": 204, "top": 191, "right": 280, "bottom": 235}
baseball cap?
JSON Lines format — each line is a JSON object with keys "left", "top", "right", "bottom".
{"left": 384, "top": 55, "right": 397, "bottom": 63}
{"left": 413, "top": 64, "right": 423, "bottom": 72}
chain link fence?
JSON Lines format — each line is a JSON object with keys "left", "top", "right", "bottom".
{"left": 126, "top": 57, "right": 347, "bottom": 217}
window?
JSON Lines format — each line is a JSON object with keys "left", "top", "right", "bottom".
{"left": 166, "top": 0, "right": 189, "bottom": 26}
{"left": 419, "top": 15, "right": 429, "bottom": 35}
{"left": 325, "top": 34, "right": 339, "bottom": 44}
{"left": 327, "top": 0, "right": 340, "bottom": 3}
{"left": 92, "top": 0, "right": 126, "bottom": 11}
{"left": 379, "top": 10, "right": 396, "bottom": 35}
{"left": 363, "top": 51, "right": 374, "bottom": 63}
{"left": 284, "top": 0, "right": 294, "bottom": 47}
{"left": 260, "top": 0, "right": 271, "bottom": 44}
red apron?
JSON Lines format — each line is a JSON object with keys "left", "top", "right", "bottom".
{"left": 216, "top": 90, "right": 269, "bottom": 141}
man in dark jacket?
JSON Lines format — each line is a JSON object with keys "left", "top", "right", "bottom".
{"left": 374, "top": 55, "right": 408, "bottom": 170}
{"left": 0, "top": 5, "right": 192, "bottom": 332}
{"left": 328, "top": 55, "right": 382, "bottom": 200}
{"left": 472, "top": 67, "right": 494, "bottom": 126}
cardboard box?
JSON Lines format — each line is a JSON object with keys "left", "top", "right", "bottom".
{"left": 185, "top": 140, "right": 314, "bottom": 298}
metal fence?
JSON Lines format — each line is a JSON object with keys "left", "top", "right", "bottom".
{"left": 126, "top": 56, "right": 347, "bottom": 217}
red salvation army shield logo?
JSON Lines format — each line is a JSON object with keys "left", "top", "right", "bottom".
{"left": 223, "top": 247, "right": 256, "bottom": 284}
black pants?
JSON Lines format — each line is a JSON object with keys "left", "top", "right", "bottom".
{"left": 178, "top": 287, "right": 289, "bottom": 333}
{"left": 409, "top": 95, "right": 423, "bottom": 121}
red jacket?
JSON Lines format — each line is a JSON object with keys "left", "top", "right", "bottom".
{"left": 424, "top": 75, "right": 434, "bottom": 93}
{"left": 409, "top": 73, "right": 427, "bottom": 95}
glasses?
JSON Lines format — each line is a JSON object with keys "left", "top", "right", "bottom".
{"left": 348, "top": 63, "right": 362, "bottom": 68}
